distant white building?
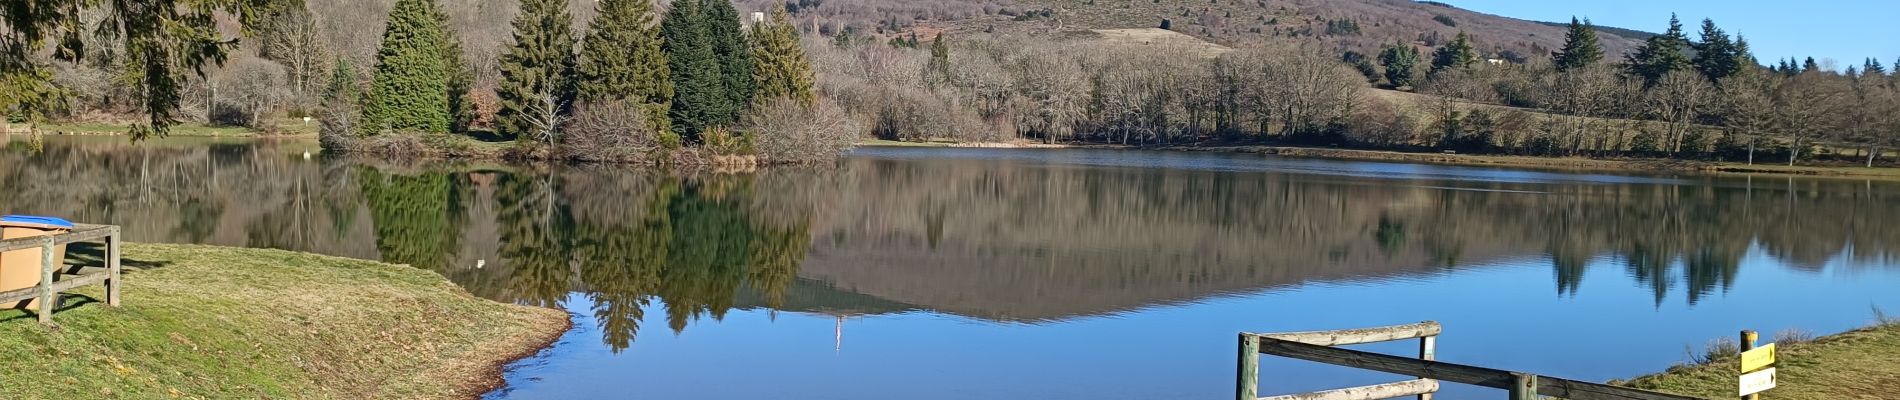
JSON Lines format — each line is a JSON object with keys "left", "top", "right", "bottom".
{"left": 1485, "top": 58, "right": 1505, "bottom": 65}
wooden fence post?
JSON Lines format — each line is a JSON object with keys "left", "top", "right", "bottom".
{"left": 1509, "top": 372, "right": 1537, "bottom": 400}
{"left": 1418, "top": 335, "right": 1436, "bottom": 400}
{"left": 38, "top": 241, "right": 54, "bottom": 325}
{"left": 106, "top": 228, "right": 121, "bottom": 307}
{"left": 1238, "top": 333, "right": 1259, "bottom": 400}
{"left": 1740, "top": 330, "right": 1759, "bottom": 400}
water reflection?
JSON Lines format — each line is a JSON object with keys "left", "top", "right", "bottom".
{"left": 3, "top": 140, "right": 1898, "bottom": 355}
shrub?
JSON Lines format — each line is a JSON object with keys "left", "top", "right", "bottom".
{"left": 743, "top": 97, "right": 860, "bottom": 163}
{"left": 559, "top": 100, "right": 672, "bottom": 163}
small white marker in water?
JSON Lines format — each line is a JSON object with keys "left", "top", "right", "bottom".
{"left": 476, "top": 259, "right": 485, "bottom": 269}
{"left": 302, "top": 151, "right": 311, "bottom": 160}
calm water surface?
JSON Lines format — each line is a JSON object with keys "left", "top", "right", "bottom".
{"left": 5, "top": 137, "right": 1899, "bottom": 399}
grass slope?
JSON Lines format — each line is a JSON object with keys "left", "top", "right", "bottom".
{"left": 1619, "top": 323, "right": 1900, "bottom": 399}
{"left": 0, "top": 243, "right": 567, "bottom": 399}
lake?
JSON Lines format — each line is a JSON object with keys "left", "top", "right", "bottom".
{"left": 5, "top": 136, "right": 1899, "bottom": 399}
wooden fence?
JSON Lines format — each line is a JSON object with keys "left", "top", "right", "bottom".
{"left": 1238, "top": 321, "right": 1705, "bottom": 400}
{"left": 0, "top": 224, "right": 123, "bottom": 324}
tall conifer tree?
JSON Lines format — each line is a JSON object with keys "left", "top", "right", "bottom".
{"left": 663, "top": 0, "right": 724, "bottom": 141}
{"left": 1430, "top": 32, "right": 1477, "bottom": 72}
{"left": 1553, "top": 17, "right": 1603, "bottom": 71}
{"left": 1624, "top": 14, "right": 1691, "bottom": 86}
{"left": 702, "top": 0, "right": 755, "bottom": 125}
{"left": 495, "top": 0, "right": 578, "bottom": 139}
{"left": 1691, "top": 18, "right": 1741, "bottom": 82}
{"left": 749, "top": 6, "right": 815, "bottom": 105}
{"left": 575, "top": 0, "right": 673, "bottom": 133}
{"left": 363, "top": 0, "right": 455, "bottom": 134}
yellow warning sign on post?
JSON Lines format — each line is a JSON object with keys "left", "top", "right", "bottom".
{"left": 1740, "top": 343, "right": 1776, "bottom": 372}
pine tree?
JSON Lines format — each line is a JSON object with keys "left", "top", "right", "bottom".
{"left": 749, "top": 6, "right": 816, "bottom": 105}
{"left": 1623, "top": 14, "right": 1691, "bottom": 86}
{"left": 1691, "top": 18, "right": 1740, "bottom": 82}
{"left": 1430, "top": 31, "right": 1476, "bottom": 72}
{"left": 1378, "top": 42, "right": 1420, "bottom": 88}
{"left": 1803, "top": 57, "right": 1820, "bottom": 73}
{"left": 362, "top": 0, "right": 455, "bottom": 134}
{"left": 319, "top": 57, "right": 361, "bottom": 146}
{"left": 575, "top": 0, "right": 674, "bottom": 134}
{"left": 662, "top": 0, "right": 725, "bottom": 141}
{"left": 1865, "top": 58, "right": 1888, "bottom": 76}
{"left": 924, "top": 33, "right": 952, "bottom": 88}
{"left": 494, "top": 0, "right": 579, "bottom": 140}
{"left": 1553, "top": 17, "right": 1603, "bottom": 71}
{"left": 702, "top": 0, "right": 755, "bottom": 125}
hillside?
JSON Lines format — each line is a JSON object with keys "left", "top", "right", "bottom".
{"left": 916, "top": 0, "right": 1647, "bottom": 62}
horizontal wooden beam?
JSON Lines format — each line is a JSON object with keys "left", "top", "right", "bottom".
{"left": 0, "top": 272, "right": 109, "bottom": 304}
{"left": 1258, "top": 378, "right": 1437, "bottom": 400}
{"left": 1251, "top": 336, "right": 1702, "bottom": 400}
{"left": 0, "top": 225, "right": 117, "bottom": 253}
{"left": 1256, "top": 321, "right": 1441, "bottom": 346}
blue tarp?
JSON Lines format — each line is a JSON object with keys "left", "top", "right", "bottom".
{"left": 0, "top": 215, "right": 75, "bottom": 228}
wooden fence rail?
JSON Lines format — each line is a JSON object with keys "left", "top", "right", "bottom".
{"left": 0, "top": 224, "right": 123, "bottom": 324}
{"left": 1239, "top": 322, "right": 1705, "bottom": 400}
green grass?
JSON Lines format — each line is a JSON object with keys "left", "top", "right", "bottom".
{"left": 0, "top": 243, "right": 567, "bottom": 399}
{"left": 1618, "top": 322, "right": 1900, "bottom": 399}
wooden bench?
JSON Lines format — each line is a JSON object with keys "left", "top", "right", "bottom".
{"left": 0, "top": 224, "right": 123, "bottom": 324}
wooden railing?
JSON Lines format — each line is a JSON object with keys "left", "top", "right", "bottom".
{"left": 1238, "top": 322, "right": 1705, "bottom": 400}
{"left": 0, "top": 224, "right": 123, "bottom": 324}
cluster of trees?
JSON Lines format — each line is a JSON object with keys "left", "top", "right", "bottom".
{"left": 330, "top": 0, "right": 833, "bottom": 162}
{"left": 1374, "top": 15, "right": 1900, "bottom": 165}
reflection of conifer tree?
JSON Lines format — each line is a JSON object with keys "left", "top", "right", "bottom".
{"left": 1373, "top": 215, "right": 1406, "bottom": 257}
{"left": 359, "top": 168, "right": 465, "bottom": 269}
{"left": 1683, "top": 246, "right": 1743, "bottom": 305}
{"left": 657, "top": 183, "right": 755, "bottom": 333}
{"left": 1623, "top": 247, "right": 1674, "bottom": 307}
{"left": 575, "top": 182, "right": 678, "bottom": 352}
{"left": 496, "top": 172, "right": 575, "bottom": 308}
{"left": 745, "top": 221, "right": 812, "bottom": 308}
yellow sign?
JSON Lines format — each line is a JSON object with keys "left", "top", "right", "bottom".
{"left": 1740, "top": 343, "right": 1777, "bottom": 372}
{"left": 1739, "top": 367, "right": 1777, "bottom": 396}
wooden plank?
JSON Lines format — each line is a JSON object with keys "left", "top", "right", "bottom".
{"left": 1740, "top": 343, "right": 1775, "bottom": 373}
{"left": 1257, "top": 379, "right": 1438, "bottom": 400}
{"left": 1257, "top": 321, "right": 1441, "bottom": 346}
{"left": 1417, "top": 335, "right": 1436, "bottom": 400}
{"left": 0, "top": 225, "right": 115, "bottom": 252}
{"left": 1254, "top": 337, "right": 1702, "bottom": 400}
{"left": 1511, "top": 373, "right": 1538, "bottom": 400}
{"left": 0, "top": 272, "right": 110, "bottom": 304}
{"left": 1238, "top": 334, "right": 1260, "bottom": 400}
{"left": 1740, "top": 330, "right": 1760, "bottom": 400}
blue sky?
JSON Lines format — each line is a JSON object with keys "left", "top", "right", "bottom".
{"left": 1447, "top": 0, "right": 1900, "bottom": 70}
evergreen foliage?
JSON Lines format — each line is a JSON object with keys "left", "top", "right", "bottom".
{"left": 1624, "top": 14, "right": 1692, "bottom": 87}
{"left": 363, "top": 0, "right": 456, "bottom": 134}
{"left": 495, "top": 0, "right": 579, "bottom": 139}
{"left": 662, "top": 0, "right": 725, "bottom": 141}
{"left": 1690, "top": 18, "right": 1743, "bottom": 82}
{"left": 702, "top": 0, "right": 756, "bottom": 126}
{"left": 575, "top": 0, "right": 674, "bottom": 135}
{"left": 1378, "top": 42, "right": 1420, "bottom": 88}
{"left": 748, "top": 6, "right": 816, "bottom": 105}
{"left": 1430, "top": 31, "right": 1477, "bottom": 72}
{"left": 1553, "top": 17, "right": 1603, "bottom": 71}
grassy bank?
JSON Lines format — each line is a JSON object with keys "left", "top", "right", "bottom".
{"left": 0, "top": 243, "right": 568, "bottom": 399}
{"left": 35, "top": 120, "right": 319, "bottom": 137}
{"left": 1616, "top": 322, "right": 1900, "bottom": 399}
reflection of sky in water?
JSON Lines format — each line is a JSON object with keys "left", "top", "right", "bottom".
{"left": 853, "top": 147, "right": 1688, "bottom": 185}
{"left": 496, "top": 243, "right": 1900, "bottom": 399}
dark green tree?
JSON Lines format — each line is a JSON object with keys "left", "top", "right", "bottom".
{"left": 702, "top": 0, "right": 756, "bottom": 125}
{"left": 1553, "top": 17, "right": 1603, "bottom": 71}
{"left": 363, "top": 0, "right": 455, "bottom": 134}
{"left": 1378, "top": 42, "right": 1421, "bottom": 88}
{"left": 1624, "top": 14, "right": 1691, "bottom": 86}
{"left": 1865, "top": 58, "right": 1888, "bottom": 76}
{"left": 749, "top": 6, "right": 816, "bottom": 105}
{"left": 924, "top": 33, "right": 952, "bottom": 88}
{"left": 1690, "top": 18, "right": 1741, "bottom": 82}
{"left": 494, "top": 0, "right": 579, "bottom": 140}
{"left": 662, "top": 0, "right": 725, "bottom": 141}
{"left": 1430, "top": 31, "right": 1477, "bottom": 72}
{"left": 575, "top": 0, "right": 674, "bottom": 134}
{"left": 1803, "top": 57, "right": 1820, "bottom": 73}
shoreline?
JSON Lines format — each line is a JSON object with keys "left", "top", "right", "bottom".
{"left": 0, "top": 243, "right": 569, "bottom": 399}
{"left": 859, "top": 140, "right": 1900, "bottom": 179}
{"left": 1616, "top": 322, "right": 1900, "bottom": 398}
